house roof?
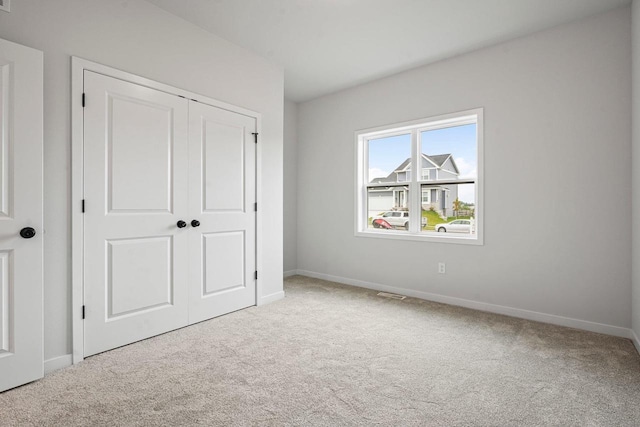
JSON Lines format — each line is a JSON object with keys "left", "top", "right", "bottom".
{"left": 393, "top": 154, "right": 454, "bottom": 172}
{"left": 371, "top": 153, "right": 459, "bottom": 183}
{"left": 393, "top": 158, "right": 412, "bottom": 172}
{"left": 427, "top": 154, "right": 460, "bottom": 174}
{"left": 425, "top": 154, "right": 450, "bottom": 168}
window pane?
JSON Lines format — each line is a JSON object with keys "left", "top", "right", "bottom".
{"left": 368, "top": 134, "right": 411, "bottom": 184}
{"left": 420, "top": 124, "right": 476, "bottom": 182}
{"left": 421, "top": 183, "right": 475, "bottom": 235}
{"left": 367, "top": 188, "right": 410, "bottom": 231}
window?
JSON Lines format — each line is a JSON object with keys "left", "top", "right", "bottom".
{"left": 422, "top": 168, "right": 434, "bottom": 180}
{"left": 397, "top": 171, "right": 411, "bottom": 182}
{"left": 421, "top": 189, "right": 430, "bottom": 204}
{"left": 356, "top": 108, "right": 483, "bottom": 244}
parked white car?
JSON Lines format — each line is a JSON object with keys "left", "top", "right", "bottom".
{"left": 435, "top": 219, "right": 473, "bottom": 233}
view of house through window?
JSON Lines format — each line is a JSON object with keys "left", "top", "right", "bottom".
{"left": 359, "top": 109, "right": 482, "bottom": 242}
{"left": 367, "top": 133, "right": 411, "bottom": 229}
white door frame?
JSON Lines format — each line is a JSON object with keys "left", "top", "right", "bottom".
{"left": 71, "top": 57, "right": 262, "bottom": 363}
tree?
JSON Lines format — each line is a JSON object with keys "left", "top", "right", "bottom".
{"left": 452, "top": 197, "right": 462, "bottom": 218}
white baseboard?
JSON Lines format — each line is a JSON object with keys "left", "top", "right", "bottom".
{"left": 295, "top": 269, "right": 632, "bottom": 339}
{"left": 258, "top": 290, "right": 285, "bottom": 306}
{"left": 631, "top": 329, "right": 640, "bottom": 355}
{"left": 283, "top": 270, "right": 297, "bottom": 278}
{"left": 44, "top": 354, "right": 73, "bottom": 374}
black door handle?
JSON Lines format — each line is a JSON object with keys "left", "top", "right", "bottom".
{"left": 176, "top": 220, "right": 187, "bottom": 229}
{"left": 191, "top": 220, "right": 200, "bottom": 227}
{"left": 20, "top": 227, "right": 36, "bottom": 239}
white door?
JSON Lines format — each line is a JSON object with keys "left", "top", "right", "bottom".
{"left": 187, "top": 101, "right": 256, "bottom": 324}
{"left": 82, "top": 70, "right": 257, "bottom": 356}
{"left": 0, "top": 38, "right": 43, "bottom": 392}
{"left": 83, "top": 71, "right": 189, "bottom": 357}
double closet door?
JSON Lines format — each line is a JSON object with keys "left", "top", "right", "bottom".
{"left": 83, "top": 71, "right": 256, "bottom": 357}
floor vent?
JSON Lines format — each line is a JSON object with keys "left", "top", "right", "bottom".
{"left": 377, "top": 292, "right": 406, "bottom": 300}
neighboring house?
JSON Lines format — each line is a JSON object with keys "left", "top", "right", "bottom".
{"left": 369, "top": 153, "right": 460, "bottom": 219}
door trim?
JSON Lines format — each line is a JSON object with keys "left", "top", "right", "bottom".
{"left": 71, "top": 57, "right": 262, "bottom": 363}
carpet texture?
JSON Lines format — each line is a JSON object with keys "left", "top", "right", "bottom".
{"left": 1, "top": 275, "right": 639, "bottom": 426}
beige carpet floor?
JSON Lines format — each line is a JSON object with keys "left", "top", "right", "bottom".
{"left": 1, "top": 275, "right": 640, "bottom": 426}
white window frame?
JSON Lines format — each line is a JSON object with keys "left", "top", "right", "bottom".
{"left": 421, "top": 188, "right": 430, "bottom": 204}
{"left": 422, "top": 167, "right": 434, "bottom": 181}
{"left": 355, "top": 108, "right": 483, "bottom": 245}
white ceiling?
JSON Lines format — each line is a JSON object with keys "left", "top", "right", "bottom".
{"left": 147, "top": 0, "right": 630, "bottom": 102}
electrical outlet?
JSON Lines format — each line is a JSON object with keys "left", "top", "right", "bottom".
{"left": 438, "top": 262, "right": 446, "bottom": 274}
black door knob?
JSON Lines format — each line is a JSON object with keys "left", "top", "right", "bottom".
{"left": 176, "top": 220, "right": 187, "bottom": 229}
{"left": 20, "top": 227, "right": 36, "bottom": 239}
{"left": 191, "top": 220, "right": 200, "bottom": 227}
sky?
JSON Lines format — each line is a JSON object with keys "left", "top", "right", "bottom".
{"left": 368, "top": 123, "right": 477, "bottom": 203}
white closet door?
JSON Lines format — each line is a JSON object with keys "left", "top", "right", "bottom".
{"left": 187, "top": 101, "right": 256, "bottom": 324}
{"left": 83, "top": 71, "right": 189, "bottom": 357}
{"left": 0, "top": 38, "right": 43, "bottom": 392}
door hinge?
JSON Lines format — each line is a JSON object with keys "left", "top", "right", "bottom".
{"left": 254, "top": 271, "right": 258, "bottom": 280}
{"left": 254, "top": 202, "right": 257, "bottom": 212}
{"left": 252, "top": 132, "right": 258, "bottom": 143}
{"left": 82, "top": 305, "right": 86, "bottom": 319}
{"left": 82, "top": 93, "right": 85, "bottom": 107}
{"left": 82, "top": 199, "right": 85, "bottom": 213}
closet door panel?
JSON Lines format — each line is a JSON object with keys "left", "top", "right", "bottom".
{"left": 188, "top": 101, "right": 256, "bottom": 324}
{"left": 202, "top": 119, "right": 245, "bottom": 212}
{"left": 83, "top": 71, "right": 189, "bottom": 357}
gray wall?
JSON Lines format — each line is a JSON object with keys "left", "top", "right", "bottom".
{"left": 633, "top": 0, "right": 640, "bottom": 348}
{"left": 0, "top": 0, "right": 284, "bottom": 364}
{"left": 284, "top": 100, "right": 298, "bottom": 274}
{"left": 297, "top": 7, "right": 632, "bottom": 331}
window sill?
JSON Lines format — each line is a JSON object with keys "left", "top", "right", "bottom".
{"left": 355, "top": 229, "right": 483, "bottom": 245}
